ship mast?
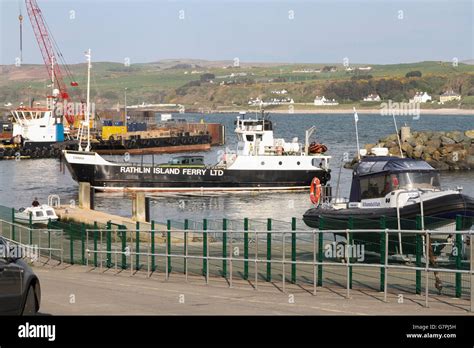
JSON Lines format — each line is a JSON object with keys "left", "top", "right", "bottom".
{"left": 85, "top": 48, "right": 91, "bottom": 152}
{"left": 78, "top": 49, "right": 92, "bottom": 152}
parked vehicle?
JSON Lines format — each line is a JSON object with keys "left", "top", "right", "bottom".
{"left": 0, "top": 237, "right": 41, "bottom": 315}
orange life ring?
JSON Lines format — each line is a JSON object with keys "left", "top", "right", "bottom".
{"left": 310, "top": 177, "right": 321, "bottom": 205}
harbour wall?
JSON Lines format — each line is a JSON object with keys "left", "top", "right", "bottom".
{"left": 358, "top": 129, "right": 474, "bottom": 170}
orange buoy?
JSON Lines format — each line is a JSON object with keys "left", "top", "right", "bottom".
{"left": 309, "top": 177, "right": 321, "bottom": 205}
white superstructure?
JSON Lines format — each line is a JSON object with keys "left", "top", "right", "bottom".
{"left": 11, "top": 107, "right": 63, "bottom": 143}
{"left": 221, "top": 112, "right": 330, "bottom": 170}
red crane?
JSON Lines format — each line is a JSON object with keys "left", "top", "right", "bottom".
{"left": 25, "top": 0, "right": 78, "bottom": 124}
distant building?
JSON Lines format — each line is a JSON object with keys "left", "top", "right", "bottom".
{"left": 440, "top": 90, "right": 461, "bottom": 104}
{"left": 410, "top": 91, "right": 432, "bottom": 103}
{"left": 292, "top": 69, "right": 321, "bottom": 73}
{"left": 248, "top": 97, "right": 294, "bottom": 106}
{"left": 271, "top": 89, "right": 288, "bottom": 95}
{"left": 363, "top": 93, "right": 381, "bottom": 102}
{"left": 358, "top": 66, "right": 372, "bottom": 71}
{"left": 314, "top": 96, "right": 339, "bottom": 106}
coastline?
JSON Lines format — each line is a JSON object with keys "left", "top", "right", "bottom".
{"left": 235, "top": 108, "right": 474, "bottom": 115}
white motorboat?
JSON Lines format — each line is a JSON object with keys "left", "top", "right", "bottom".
{"left": 15, "top": 205, "right": 59, "bottom": 224}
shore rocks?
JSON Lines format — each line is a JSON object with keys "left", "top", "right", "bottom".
{"left": 362, "top": 128, "right": 474, "bottom": 171}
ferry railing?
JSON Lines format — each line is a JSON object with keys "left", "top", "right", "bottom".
{"left": 0, "top": 219, "right": 64, "bottom": 264}
{"left": 84, "top": 226, "right": 473, "bottom": 312}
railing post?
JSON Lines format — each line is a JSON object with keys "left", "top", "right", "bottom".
{"left": 291, "top": 217, "right": 296, "bottom": 284}
{"left": 93, "top": 222, "right": 98, "bottom": 267}
{"left": 106, "top": 221, "right": 112, "bottom": 268}
{"left": 415, "top": 215, "right": 422, "bottom": 295}
{"left": 29, "top": 212, "right": 33, "bottom": 243}
{"left": 70, "top": 230, "right": 74, "bottom": 265}
{"left": 167, "top": 219, "right": 172, "bottom": 274}
{"left": 379, "top": 216, "right": 386, "bottom": 292}
{"left": 11, "top": 208, "right": 16, "bottom": 241}
{"left": 120, "top": 225, "right": 127, "bottom": 269}
{"left": 379, "top": 215, "right": 387, "bottom": 291}
{"left": 203, "top": 219, "right": 208, "bottom": 277}
{"left": 184, "top": 219, "right": 188, "bottom": 275}
{"left": 136, "top": 221, "right": 140, "bottom": 271}
{"left": 244, "top": 218, "right": 249, "bottom": 280}
{"left": 318, "top": 216, "right": 324, "bottom": 286}
{"left": 455, "top": 215, "right": 462, "bottom": 298}
{"left": 266, "top": 218, "right": 272, "bottom": 282}
{"left": 81, "top": 223, "right": 86, "bottom": 265}
{"left": 151, "top": 220, "right": 156, "bottom": 272}
{"left": 48, "top": 218, "right": 52, "bottom": 261}
{"left": 347, "top": 217, "right": 353, "bottom": 289}
{"left": 222, "top": 218, "right": 227, "bottom": 278}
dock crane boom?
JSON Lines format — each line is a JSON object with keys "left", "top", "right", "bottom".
{"left": 24, "top": 0, "right": 78, "bottom": 124}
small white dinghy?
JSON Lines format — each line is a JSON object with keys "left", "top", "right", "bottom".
{"left": 15, "top": 204, "right": 59, "bottom": 224}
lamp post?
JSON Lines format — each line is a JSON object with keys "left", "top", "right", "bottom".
{"left": 124, "top": 88, "right": 128, "bottom": 127}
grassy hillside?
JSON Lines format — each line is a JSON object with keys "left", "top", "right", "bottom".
{"left": 1, "top": 60, "right": 473, "bottom": 110}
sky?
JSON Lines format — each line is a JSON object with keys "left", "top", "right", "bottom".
{"left": 0, "top": 0, "right": 473, "bottom": 65}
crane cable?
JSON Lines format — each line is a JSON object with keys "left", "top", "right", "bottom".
{"left": 42, "top": 17, "right": 77, "bottom": 86}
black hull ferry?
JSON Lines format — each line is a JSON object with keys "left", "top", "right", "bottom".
{"left": 64, "top": 113, "right": 331, "bottom": 192}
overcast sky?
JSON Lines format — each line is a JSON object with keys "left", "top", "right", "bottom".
{"left": 0, "top": 0, "right": 472, "bottom": 65}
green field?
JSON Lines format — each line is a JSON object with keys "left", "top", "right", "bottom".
{"left": 1, "top": 60, "right": 473, "bottom": 110}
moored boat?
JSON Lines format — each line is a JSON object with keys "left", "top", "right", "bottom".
{"left": 15, "top": 205, "right": 59, "bottom": 224}
{"left": 303, "top": 156, "right": 474, "bottom": 256}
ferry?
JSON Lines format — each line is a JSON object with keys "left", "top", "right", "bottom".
{"left": 63, "top": 112, "right": 332, "bottom": 192}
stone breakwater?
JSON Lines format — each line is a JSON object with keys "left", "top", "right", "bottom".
{"left": 354, "top": 129, "right": 474, "bottom": 171}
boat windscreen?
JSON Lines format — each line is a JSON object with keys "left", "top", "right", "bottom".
{"left": 397, "top": 172, "right": 441, "bottom": 190}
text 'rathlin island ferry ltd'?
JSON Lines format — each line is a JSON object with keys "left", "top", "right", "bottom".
{"left": 63, "top": 112, "right": 331, "bottom": 192}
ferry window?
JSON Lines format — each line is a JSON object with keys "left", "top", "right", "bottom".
{"left": 261, "top": 161, "right": 265, "bottom": 165}
{"left": 297, "top": 161, "right": 300, "bottom": 165}
{"left": 279, "top": 161, "right": 282, "bottom": 165}
{"left": 46, "top": 210, "right": 55, "bottom": 216}
{"left": 246, "top": 135, "right": 254, "bottom": 141}
{"left": 35, "top": 211, "right": 44, "bottom": 217}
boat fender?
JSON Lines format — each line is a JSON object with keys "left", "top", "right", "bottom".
{"left": 310, "top": 177, "right": 322, "bottom": 205}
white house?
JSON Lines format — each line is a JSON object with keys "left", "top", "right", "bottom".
{"left": 440, "top": 90, "right": 461, "bottom": 104}
{"left": 314, "top": 96, "right": 339, "bottom": 106}
{"left": 363, "top": 93, "right": 381, "bottom": 102}
{"left": 410, "top": 92, "right": 432, "bottom": 103}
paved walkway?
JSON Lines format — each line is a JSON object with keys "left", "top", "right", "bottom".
{"left": 33, "top": 263, "right": 471, "bottom": 315}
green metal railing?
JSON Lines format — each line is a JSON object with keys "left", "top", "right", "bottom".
{"left": 0, "top": 205, "right": 472, "bottom": 311}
